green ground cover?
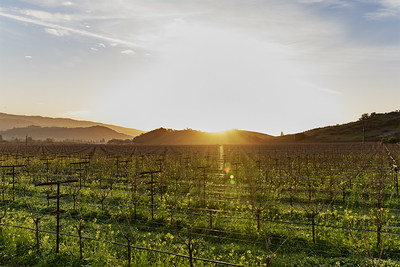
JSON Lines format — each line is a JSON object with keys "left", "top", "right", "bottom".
{"left": 0, "top": 143, "right": 399, "bottom": 266}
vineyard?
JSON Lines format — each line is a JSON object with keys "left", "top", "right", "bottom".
{"left": 0, "top": 142, "right": 399, "bottom": 266}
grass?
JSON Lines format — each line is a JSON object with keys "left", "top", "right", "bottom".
{"left": 0, "top": 143, "right": 399, "bottom": 266}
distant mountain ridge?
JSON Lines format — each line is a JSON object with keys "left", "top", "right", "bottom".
{"left": 132, "top": 128, "right": 273, "bottom": 145}
{"left": 1, "top": 111, "right": 399, "bottom": 144}
{"left": 0, "top": 112, "right": 144, "bottom": 137}
{"left": 0, "top": 125, "right": 131, "bottom": 142}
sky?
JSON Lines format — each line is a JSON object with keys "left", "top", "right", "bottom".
{"left": 0, "top": 0, "right": 399, "bottom": 136}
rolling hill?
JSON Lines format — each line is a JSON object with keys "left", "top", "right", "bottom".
{"left": 132, "top": 111, "right": 400, "bottom": 145}
{"left": 0, "top": 112, "right": 144, "bottom": 137}
{"left": 0, "top": 125, "right": 132, "bottom": 142}
{"left": 278, "top": 111, "right": 400, "bottom": 143}
{"left": 132, "top": 128, "right": 273, "bottom": 145}
{"left": 1, "top": 111, "right": 399, "bottom": 144}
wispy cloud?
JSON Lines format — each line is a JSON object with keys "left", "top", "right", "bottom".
{"left": 2, "top": 0, "right": 399, "bottom": 135}
{"left": 62, "top": 1, "right": 74, "bottom": 6}
{"left": 44, "top": 27, "right": 70, "bottom": 36}
{"left": 0, "top": 8, "right": 140, "bottom": 48}
{"left": 364, "top": 0, "right": 400, "bottom": 20}
{"left": 121, "top": 49, "right": 135, "bottom": 55}
{"left": 20, "top": 9, "right": 73, "bottom": 22}
{"left": 297, "top": 0, "right": 350, "bottom": 8}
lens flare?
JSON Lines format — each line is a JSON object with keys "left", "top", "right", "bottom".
{"left": 230, "top": 175, "right": 235, "bottom": 184}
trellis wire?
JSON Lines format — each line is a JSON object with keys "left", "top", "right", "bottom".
{"left": 0, "top": 222, "right": 243, "bottom": 266}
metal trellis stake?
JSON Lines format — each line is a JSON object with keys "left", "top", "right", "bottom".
{"left": 0, "top": 165, "right": 26, "bottom": 201}
{"left": 36, "top": 179, "right": 78, "bottom": 253}
{"left": 140, "top": 171, "right": 161, "bottom": 220}
{"left": 70, "top": 161, "right": 89, "bottom": 188}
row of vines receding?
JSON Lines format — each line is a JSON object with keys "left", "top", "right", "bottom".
{"left": 0, "top": 142, "right": 399, "bottom": 266}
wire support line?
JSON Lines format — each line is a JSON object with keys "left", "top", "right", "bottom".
{"left": 0, "top": 222, "right": 243, "bottom": 266}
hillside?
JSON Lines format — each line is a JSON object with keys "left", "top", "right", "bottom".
{"left": 278, "top": 111, "right": 400, "bottom": 143}
{"left": 132, "top": 128, "right": 273, "bottom": 145}
{"left": 0, "top": 125, "right": 132, "bottom": 142}
{"left": 0, "top": 112, "right": 144, "bottom": 137}
{"left": 2, "top": 111, "right": 399, "bottom": 144}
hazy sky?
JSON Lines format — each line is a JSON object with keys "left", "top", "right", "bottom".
{"left": 1, "top": 0, "right": 399, "bottom": 135}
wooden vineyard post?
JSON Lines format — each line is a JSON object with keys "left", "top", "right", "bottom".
{"left": 70, "top": 161, "right": 89, "bottom": 188}
{"left": 140, "top": 171, "right": 161, "bottom": 220}
{"left": 0, "top": 165, "right": 26, "bottom": 201}
{"left": 39, "top": 157, "right": 53, "bottom": 204}
{"left": 36, "top": 179, "right": 78, "bottom": 253}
